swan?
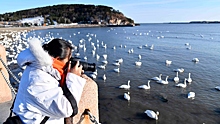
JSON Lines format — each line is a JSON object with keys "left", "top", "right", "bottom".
{"left": 116, "top": 58, "right": 123, "bottom": 63}
{"left": 102, "top": 60, "right": 108, "bottom": 64}
{"left": 192, "top": 58, "right": 199, "bottom": 62}
{"left": 119, "top": 80, "right": 130, "bottom": 89}
{"left": 138, "top": 80, "right": 150, "bottom": 89}
{"left": 215, "top": 86, "right": 220, "bottom": 91}
{"left": 176, "top": 78, "right": 187, "bottom": 88}
{"left": 144, "top": 110, "right": 159, "bottom": 120}
{"left": 187, "top": 92, "right": 195, "bottom": 99}
{"left": 113, "top": 62, "right": 120, "bottom": 66}
{"left": 114, "top": 68, "right": 120, "bottom": 73}
{"left": 138, "top": 54, "right": 142, "bottom": 60}
{"left": 102, "top": 74, "right": 106, "bottom": 81}
{"left": 135, "top": 61, "right": 142, "bottom": 66}
{"left": 150, "top": 44, "right": 154, "bottom": 50}
{"left": 124, "top": 92, "right": 130, "bottom": 101}
{"left": 187, "top": 73, "right": 192, "bottom": 83}
{"left": 166, "top": 60, "right": 172, "bottom": 65}
{"left": 157, "top": 76, "right": 169, "bottom": 84}
{"left": 151, "top": 74, "right": 162, "bottom": 81}
{"left": 98, "top": 65, "right": 105, "bottom": 69}
{"left": 103, "top": 54, "right": 107, "bottom": 60}
{"left": 173, "top": 72, "right": 179, "bottom": 83}
{"left": 173, "top": 68, "right": 184, "bottom": 73}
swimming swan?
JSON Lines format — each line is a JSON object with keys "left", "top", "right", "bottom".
{"left": 144, "top": 110, "right": 159, "bottom": 120}
{"left": 173, "top": 72, "right": 179, "bottom": 83}
{"left": 157, "top": 76, "right": 169, "bottom": 84}
{"left": 138, "top": 80, "right": 151, "bottom": 89}
{"left": 176, "top": 78, "right": 187, "bottom": 88}
{"left": 124, "top": 92, "right": 130, "bottom": 101}
{"left": 119, "top": 80, "right": 130, "bottom": 89}
{"left": 151, "top": 74, "right": 162, "bottom": 81}
{"left": 187, "top": 92, "right": 195, "bottom": 99}
{"left": 187, "top": 73, "right": 192, "bottom": 83}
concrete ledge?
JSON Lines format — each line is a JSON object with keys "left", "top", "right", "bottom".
{"left": 0, "top": 45, "right": 12, "bottom": 103}
{"left": 73, "top": 74, "right": 99, "bottom": 124}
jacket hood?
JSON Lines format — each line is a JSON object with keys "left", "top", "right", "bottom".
{"left": 17, "top": 38, "right": 53, "bottom": 68}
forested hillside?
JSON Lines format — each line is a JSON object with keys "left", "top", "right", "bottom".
{"left": 0, "top": 4, "right": 134, "bottom": 25}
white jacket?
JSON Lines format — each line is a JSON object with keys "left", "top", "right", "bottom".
{"left": 13, "top": 38, "right": 86, "bottom": 124}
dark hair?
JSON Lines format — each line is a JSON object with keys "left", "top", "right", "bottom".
{"left": 42, "top": 38, "right": 73, "bottom": 60}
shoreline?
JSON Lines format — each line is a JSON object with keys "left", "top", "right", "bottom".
{"left": 0, "top": 24, "right": 105, "bottom": 33}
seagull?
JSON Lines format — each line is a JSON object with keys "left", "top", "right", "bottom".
{"left": 187, "top": 73, "right": 192, "bottom": 83}
{"left": 113, "top": 62, "right": 120, "bottom": 66}
{"left": 144, "top": 110, "right": 159, "bottom": 120}
{"left": 119, "top": 80, "right": 130, "bottom": 89}
{"left": 103, "top": 54, "right": 107, "bottom": 60}
{"left": 98, "top": 65, "right": 106, "bottom": 69}
{"left": 151, "top": 74, "right": 162, "bottom": 81}
{"left": 138, "top": 80, "right": 150, "bottom": 89}
{"left": 173, "top": 72, "right": 179, "bottom": 83}
{"left": 124, "top": 92, "right": 130, "bottom": 101}
{"left": 157, "top": 76, "right": 169, "bottom": 84}
{"left": 176, "top": 78, "right": 187, "bottom": 88}
{"left": 187, "top": 92, "right": 195, "bottom": 99}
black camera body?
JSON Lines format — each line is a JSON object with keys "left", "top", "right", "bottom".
{"left": 70, "top": 57, "right": 96, "bottom": 72}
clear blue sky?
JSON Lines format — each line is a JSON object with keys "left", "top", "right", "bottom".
{"left": 0, "top": 0, "right": 220, "bottom": 23}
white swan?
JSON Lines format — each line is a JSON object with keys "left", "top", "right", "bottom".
{"left": 113, "top": 67, "right": 120, "bottom": 73}
{"left": 173, "top": 72, "right": 179, "bottom": 83}
{"left": 102, "top": 60, "right": 108, "bottom": 64}
{"left": 176, "top": 78, "right": 187, "bottom": 88}
{"left": 119, "top": 80, "right": 130, "bottom": 89}
{"left": 103, "top": 54, "right": 107, "bottom": 60}
{"left": 102, "top": 74, "right": 106, "bottom": 81}
{"left": 138, "top": 80, "right": 150, "bottom": 89}
{"left": 116, "top": 58, "right": 123, "bottom": 63}
{"left": 187, "top": 73, "right": 192, "bottom": 83}
{"left": 166, "top": 60, "right": 172, "bottom": 65}
{"left": 151, "top": 74, "right": 162, "bottom": 81}
{"left": 135, "top": 61, "right": 142, "bottom": 66}
{"left": 192, "top": 58, "right": 199, "bottom": 62}
{"left": 138, "top": 54, "right": 142, "bottom": 60}
{"left": 157, "top": 76, "right": 169, "bottom": 84}
{"left": 215, "top": 86, "right": 220, "bottom": 91}
{"left": 124, "top": 92, "right": 130, "bottom": 101}
{"left": 187, "top": 92, "right": 195, "bottom": 99}
{"left": 144, "top": 110, "right": 159, "bottom": 120}
{"left": 113, "top": 62, "right": 120, "bottom": 66}
{"left": 98, "top": 65, "right": 105, "bottom": 69}
{"left": 150, "top": 44, "right": 154, "bottom": 50}
{"left": 173, "top": 68, "right": 184, "bottom": 73}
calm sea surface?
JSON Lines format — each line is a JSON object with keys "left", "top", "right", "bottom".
{"left": 22, "top": 24, "right": 220, "bottom": 123}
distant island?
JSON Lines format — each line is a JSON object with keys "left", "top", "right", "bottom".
{"left": 166, "top": 21, "right": 220, "bottom": 24}
{"left": 0, "top": 4, "right": 136, "bottom": 27}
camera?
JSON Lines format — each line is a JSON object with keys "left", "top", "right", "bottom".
{"left": 70, "top": 57, "right": 96, "bottom": 72}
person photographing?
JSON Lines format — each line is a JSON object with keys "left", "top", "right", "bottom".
{"left": 12, "top": 38, "right": 86, "bottom": 124}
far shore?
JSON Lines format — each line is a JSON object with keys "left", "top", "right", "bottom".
{"left": 0, "top": 24, "right": 104, "bottom": 33}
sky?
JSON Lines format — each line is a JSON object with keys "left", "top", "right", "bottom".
{"left": 0, "top": 0, "right": 220, "bottom": 23}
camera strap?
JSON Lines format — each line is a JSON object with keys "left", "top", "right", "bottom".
{"left": 62, "top": 82, "right": 78, "bottom": 117}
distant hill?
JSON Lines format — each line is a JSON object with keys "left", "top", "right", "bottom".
{"left": 0, "top": 4, "right": 134, "bottom": 25}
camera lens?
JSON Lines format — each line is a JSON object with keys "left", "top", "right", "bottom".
{"left": 80, "top": 61, "right": 96, "bottom": 72}
{"left": 70, "top": 57, "right": 96, "bottom": 72}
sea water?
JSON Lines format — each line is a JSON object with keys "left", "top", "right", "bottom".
{"left": 24, "top": 24, "right": 220, "bottom": 124}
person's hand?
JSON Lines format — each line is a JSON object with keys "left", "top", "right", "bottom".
{"left": 69, "top": 61, "right": 84, "bottom": 76}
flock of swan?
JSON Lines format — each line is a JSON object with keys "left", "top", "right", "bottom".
{"left": 0, "top": 27, "right": 218, "bottom": 122}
